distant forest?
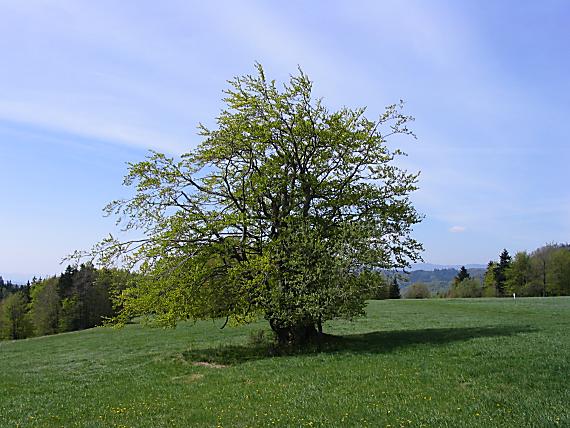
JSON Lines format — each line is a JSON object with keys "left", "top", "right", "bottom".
{"left": 400, "top": 267, "right": 485, "bottom": 295}
{"left": 2, "top": 243, "right": 569, "bottom": 341}
{"left": 0, "top": 265, "right": 133, "bottom": 341}
{"left": 0, "top": 277, "right": 20, "bottom": 300}
{"left": 398, "top": 243, "right": 570, "bottom": 298}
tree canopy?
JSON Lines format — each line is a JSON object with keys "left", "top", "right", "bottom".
{"left": 389, "top": 277, "right": 401, "bottom": 299}
{"left": 82, "top": 64, "right": 423, "bottom": 344}
{"left": 453, "top": 266, "right": 470, "bottom": 285}
{"left": 0, "top": 265, "right": 131, "bottom": 342}
{"left": 479, "top": 244, "right": 570, "bottom": 298}
{"left": 494, "top": 249, "right": 512, "bottom": 296}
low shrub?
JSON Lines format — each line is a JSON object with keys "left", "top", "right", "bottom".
{"left": 404, "top": 283, "right": 431, "bottom": 299}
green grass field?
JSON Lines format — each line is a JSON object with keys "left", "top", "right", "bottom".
{"left": 1, "top": 298, "right": 569, "bottom": 427}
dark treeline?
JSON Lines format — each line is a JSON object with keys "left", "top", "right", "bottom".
{"left": 447, "top": 243, "right": 570, "bottom": 298}
{"left": 0, "top": 264, "right": 133, "bottom": 341}
{"left": 375, "top": 243, "right": 570, "bottom": 299}
{"left": 0, "top": 276, "right": 22, "bottom": 300}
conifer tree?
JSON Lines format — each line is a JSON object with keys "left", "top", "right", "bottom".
{"left": 389, "top": 277, "right": 401, "bottom": 299}
{"left": 453, "top": 266, "right": 470, "bottom": 286}
{"left": 494, "top": 249, "right": 511, "bottom": 297}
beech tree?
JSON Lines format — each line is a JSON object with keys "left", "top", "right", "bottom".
{"left": 404, "top": 283, "right": 431, "bottom": 299}
{"left": 81, "top": 65, "right": 423, "bottom": 344}
{"left": 505, "top": 251, "right": 532, "bottom": 296}
{"left": 546, "top": 248, "right": 570, "bottom": 296}
{"left": 483, "top": 261, "right": 498, "bottom": 297}
{"left": 449, "top": 278, "right": 482, "bottom": 298}
{"left": 0, "top": 291, "right": 31, "bottom": 340}
{"left": 30, "top": 277, "right": 60, "bottom": 336}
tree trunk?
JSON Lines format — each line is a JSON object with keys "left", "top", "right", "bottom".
{"left": 269, "top": 318, "right": 319, "bottom": 346}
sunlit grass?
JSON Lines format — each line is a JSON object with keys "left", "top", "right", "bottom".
{"left": 1, "top": 297, "right": 569, "bottom": 427}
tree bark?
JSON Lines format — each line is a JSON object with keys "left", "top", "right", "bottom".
{"left": 269, "top": 318, "right": 319, "bottom": 346}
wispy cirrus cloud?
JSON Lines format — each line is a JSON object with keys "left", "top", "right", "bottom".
{"left": 1, "top": 1, "right": 569, "bottom": 276}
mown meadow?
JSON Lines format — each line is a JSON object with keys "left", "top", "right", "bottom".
{"left": 1, "top": 297, "right": 569, "bottom": 427}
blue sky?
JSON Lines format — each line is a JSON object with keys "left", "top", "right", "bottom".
{"left": 1, "top": 0, "right": 568, "bottom": 281}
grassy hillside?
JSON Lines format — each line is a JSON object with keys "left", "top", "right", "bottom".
{"left": 1, "top": 298, "right": 569, "bottom": 427}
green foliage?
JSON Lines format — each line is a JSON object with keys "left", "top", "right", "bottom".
{"left": 484, "top": 244, "right": 570, "bottom": 298}
{"left": 449, "top": 278, "right": 483, "bottom": 298}
{"left": 93, "top": 268, "right": 130, "bottom": 317}
{"left": 453, "top": 266, "right": 470, "bottom": 286}
{"left": 54, "top": 264, "right": 121, "bottom": 333}
{"left": 404, "top": 282, "right": 431, "bottom": 299}
{"left": 359, "top": 270, "right": 389, "bottom": 300}
{"left": 546, "top": 248, "right": 570, "bottom": 296}
{"left": 30, "top": 277, "right": 60, "bottom": 336}
{"left": 0, "top": 276, "right": 20, "bottom": 300}
{"left": 505, "top": 251, "right": 533, "bottom": 296}
{"left": 84, "top": 64, "right": 423, "bottom": 343}
{"left": 1, "top": 265, "right": 134, "bottom": 341}
{"left": 0, "top": 291, "right": 32, "bottom": 340}
{"left": 58, "top": 295, "right": 80, "bottom": 332}
{"left": 389, "top": 277, "right": 401, "bottom": 299}
{"left": 494, "top": 249, "right": 512, "bottom": 297}
{"left": 483, "top": 261, "right": 498, "bottom": 297}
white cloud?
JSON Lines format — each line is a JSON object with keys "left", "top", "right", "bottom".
{"left": 449, "top": 226, "right": 466, "bottom": 233}
{"left": 0, "top": 100, "right": 192, "bottom": 154}
{"left": 0, "top": 1, "right": 224, "bottom": 154}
